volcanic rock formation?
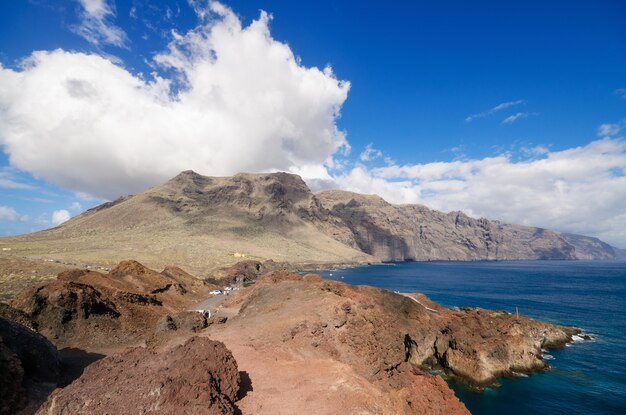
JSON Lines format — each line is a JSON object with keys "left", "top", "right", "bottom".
{"left": 9, "top": 260, "right": 211, "bottom": 349}
{"left": 197, "top": 269, "right": 579, "bottom": 413}
{"left": 36, "top": 337, "right": 240, "bottom": 415}
{"left": 1, "top": 261, "right": 586, "bottom": 414}
{"left": 0, "top": 314, "right": 60, "bottom": 415}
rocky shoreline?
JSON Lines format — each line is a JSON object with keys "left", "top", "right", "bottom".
{"left": 0, "top": 260, "right": 588, "bottom": 414}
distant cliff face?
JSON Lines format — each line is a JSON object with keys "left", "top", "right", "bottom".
{"left": 0, "top": 171, "right": 620, "bottom": 272}
{"left": 316, "top": 190, "right": 578, "bottom": 261}
{"left": 561, "top": 233, "right": 626, "bottom": 260}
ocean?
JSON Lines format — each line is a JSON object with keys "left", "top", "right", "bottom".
{"left": 317, "top": 260, "right": 626, "bottom": 415}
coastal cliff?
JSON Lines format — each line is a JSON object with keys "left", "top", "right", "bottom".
{"left": 0, "top": 261, "right": 584, "bottom": 414}
{"left": 317, "top": 190, "right": 577, "bottom": 261}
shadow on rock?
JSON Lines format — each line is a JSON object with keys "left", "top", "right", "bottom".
{"left": 237, "top": 370, "right": 253, "bottom": 399}
{"left": 58, "top": 348, "right": 105, "bottom": 387}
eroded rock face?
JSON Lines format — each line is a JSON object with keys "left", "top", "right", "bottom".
{"left": 0, "top": 315, "right": 60, "bottom": 383}
{"left": 205, "top": 259, "right": 283, "bottom": 285}
{"left": 0, "top": 314, "right": 60, "bottom": 415}
{"left": 9, "top": 261, "right": 211, "bottom": 349}
{"left": 224, "top": 271, "right": 579, "bottom": 394}
{"left": 0, "top": 336, "right": 25, "bottom": 415}
{"left": 36, "top": 337, "right": 240, "bottom": 415}
{"left": 316, "top": 190, "right": 578, "bottom": 261}
{"left": 403, "top": 302, "right": 580, "bottom": 385}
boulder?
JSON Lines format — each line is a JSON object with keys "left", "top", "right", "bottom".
{"left": 0, "top": 336, "right": 26, "bottom": 415}
{"left": 36, "top": 337, "right": 240, "bottom": 415}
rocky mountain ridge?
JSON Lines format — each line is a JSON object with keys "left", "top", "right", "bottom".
{"left": 0, "top": 171, "right": 621, "bottom": 276}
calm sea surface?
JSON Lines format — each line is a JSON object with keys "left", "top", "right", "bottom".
{"left": 317, "top": 261, "right": 626, "bottom": 415}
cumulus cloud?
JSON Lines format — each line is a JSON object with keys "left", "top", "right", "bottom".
{"left": 0, "top": 206, "right": 20, "bottom": 221}
{"left": 328, "top": 137, "right": 626, "bottom": 247}
{"left": 70, "top": 202, "right": 83, "bottom": 212}
{"left": 52, "top": 209, "right": 71, "bottom": 226}
{"left": 598, "top": 120, "right": 625, "bottom": 137}
{"left": 1, "top": 1, "right": 625, "bottom": 247}
{"left": 359, "top": 144, "right": 382, "bottom": 162}
{"left": 465, "top": 100, "right": 526, "bottom": 122}
{"left": 0, "top": 1, "right": 349, "bottom": 200}
{"left": 72, "top": 0, "right": 128, "bottom": 47}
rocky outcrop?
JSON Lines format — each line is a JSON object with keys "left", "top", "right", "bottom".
{"left": 9, "top": 261, "right": 210, "bottom": 349}
{"left": 222, "top": 271, "right": 580, "bottom": 392}
{"left": 36, "top": 337, "right": 240, "bottom": 415}
{"left": 156, "top": 311, "right": 208, "bottom": 333}
{"left": 204, "top": 259, "right": 284, "bottom": 285}
{"left": 401, "top": 298, "right": 580, "bottom": 385}
{"left": 0, "top": 336, "right": 26, "bottom": 415}
{"left": 0, "top": 314, "right": 60, "bottom": 415}
{"left": 208, "top": 269, "right": 470, "bottom": 414}
{"left": 0, "top": 316, "right": 60, "bottom": 383}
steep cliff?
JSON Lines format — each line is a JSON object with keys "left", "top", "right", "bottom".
{"left": 316, "top": 190, "right": 576, "bottom": 261}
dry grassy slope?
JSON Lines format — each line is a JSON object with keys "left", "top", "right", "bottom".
{"left": 316, "top": 189, "right": 578, "bottom": 261}
{"left": 0, "top": 171, "right": 372, "bottom": 276}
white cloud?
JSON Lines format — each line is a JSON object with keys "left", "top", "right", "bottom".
{"left": 502, "top": 112, "right": 529, "bottom": 124}
{"left": 327, "top": 137, "right": 626, "bottom": 247}
{"left": 52, "top": 209, "right": 71, "bottom": 226}
{"left": 0, "top": 206, "right": 20, "bottom": 221}
{"left": 73, "top": 0, "right": 128, "bottom": 48}
{"left": 70, "top": 202, "right": 83, "bottom": 212}
{"left": 615, "top": 88, "right": 626, "bottom": 99}
{"left": 598, "top": 120, "right": 625, "bottom": 137}
{"left": 0, "top": 169, "right": 35, "bottom": 190}
{"left": 465, "top": 100, "right": 526, "bottom": 122}
{"left": 520, "top": 145, "right": 550, "bottom": 157}
{"left": 359, "top": 144, "right": 382, "bottom": 162}
{"left": 0, "top": 1, "right": 349, "bottom": 200}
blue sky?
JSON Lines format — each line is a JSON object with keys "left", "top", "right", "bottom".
{"left": 0, "top": 0, "right": 625, "bottom": 246}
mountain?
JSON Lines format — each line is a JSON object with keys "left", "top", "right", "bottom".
{"left": 0, "top": 171, "right": 371, "bottom": 275}
{"left": 0, "top": 171, "right": 621, "bottom": 275}
{"left": 317, "top": 190, "right": 577, "bottom": 261}
{"left": 561, "top": 233, "right": 626, "bottom": 260}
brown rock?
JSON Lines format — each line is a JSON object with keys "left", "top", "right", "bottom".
{"left": 9, "top": 261, "right": 211, "bottom": 349}
{"left": 156, "top": 311, "right": 208, "bottom": 333}
{"left": 0, "top": 336, "right": 26, "bottom": 415}
{"left": 36, "top": 337, "right": 240, "bottom": 415}
{"left": 0, "top": 315, "right": 59, "bottom": 382}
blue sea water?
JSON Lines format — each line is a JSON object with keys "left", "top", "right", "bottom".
{"left": 317, "top": 261, "right": 626, "bottom": 415}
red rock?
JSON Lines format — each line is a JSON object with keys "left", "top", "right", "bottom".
{"left": 36, "top": 337, "right": 240, "bottom": 415}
